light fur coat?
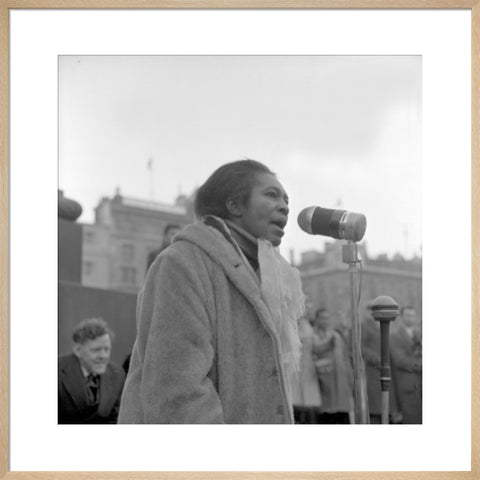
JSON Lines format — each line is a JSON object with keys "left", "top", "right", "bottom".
{"left": 118, "top": 221, "right": 295, "bottom": 424}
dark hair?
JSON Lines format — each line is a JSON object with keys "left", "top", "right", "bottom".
{"left": 72, "top": 318, "right": 114, "bottom": 344}
{"left": 194, "top": 159, "right": 274, "bottom": 220}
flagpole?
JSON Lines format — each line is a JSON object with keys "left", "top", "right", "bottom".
{"left": 148, "top": 157, "right": 154, "bottom": 200}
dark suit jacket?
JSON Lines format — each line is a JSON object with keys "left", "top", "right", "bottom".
{"left": 58, "top": 353, "right": 126, "bottom": 424}
{"left": 390, "top": 325, "right": 422, "bottom": 424}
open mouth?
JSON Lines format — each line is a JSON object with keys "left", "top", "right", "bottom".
{"left": 270, "top": 218, "right": 287, "bottom": 230}
{"left": 269, "top": 220, "right": 287, "bottom": 239}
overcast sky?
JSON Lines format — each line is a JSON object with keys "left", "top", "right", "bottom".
{"left": 59, "top": 55, "right": 421, "bottom": 262}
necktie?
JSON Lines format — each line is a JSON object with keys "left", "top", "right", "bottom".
{"left": 86, "top": 373, "right": 99, "bottom": 405}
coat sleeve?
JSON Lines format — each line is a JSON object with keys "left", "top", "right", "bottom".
{"left": 311, "top": 331, "right": 334, "bottom": 357}
{"left": 136, "top": 245, "right": 224, "bottom": 424}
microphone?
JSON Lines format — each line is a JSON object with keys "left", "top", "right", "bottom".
{"left": 297, "top": 206, "right": 367, "bottom": 242}
{"left": 370, "top": 295, "right": 399, "bottom": 424}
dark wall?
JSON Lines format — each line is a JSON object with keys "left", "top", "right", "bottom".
{"left": 58, "top": 281, "right": 137, "bottom": 365}
{"left": 58, "top": 218, "right": 82, "bottom": 283}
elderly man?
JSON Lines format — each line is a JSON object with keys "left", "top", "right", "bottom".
{"left": 58, "top": 318, "right": 126, "bottom": 424}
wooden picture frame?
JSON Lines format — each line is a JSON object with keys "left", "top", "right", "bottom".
{"left": 1, "top": 2, "right": 477, "bottom": 479}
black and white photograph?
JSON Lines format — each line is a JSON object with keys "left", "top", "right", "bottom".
{"left": 5, "top": 5, "right": 474, "bottom": 476}
{"left": 58, "top": 55, "right": 422, "bottom": 426}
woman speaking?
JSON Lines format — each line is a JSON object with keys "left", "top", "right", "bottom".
{"left": 118, "top": 159, "right": 305, "bottom": 424}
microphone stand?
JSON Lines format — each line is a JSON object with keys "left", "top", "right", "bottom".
{"left": 342, "top": 241, "right": 369, "bottom": 424}
{"left": 370, "top": 296, "right": 399, "bottom": 424}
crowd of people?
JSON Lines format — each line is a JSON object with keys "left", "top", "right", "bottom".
{"left": 58, "top": 159, "right": 422, "bottom": 425}
{"left": 292, "top": 302, "right": 422, "bottom": 424}
{"left": 292, "top": 305, "right": 353, "bottom": 424}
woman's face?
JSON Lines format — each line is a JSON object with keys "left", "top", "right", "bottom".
{"left": 232, "top": 172, "right": 289, "bottom": 246}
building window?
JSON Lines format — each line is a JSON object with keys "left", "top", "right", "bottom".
{"left": 120, "top": 266, "right": 136, "bottom": 284}
{"left": 122, "top": 244, "right": 134, "bottom": 262}
{"left": 83, "top": 261, "right": 94, "bottom": 276}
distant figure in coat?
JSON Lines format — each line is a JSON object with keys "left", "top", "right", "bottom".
{"left": 390, "top": 305, "right": 422, "bottom": 424}
{"left": 146, "top": 223, "right": 181, "bottom": 272}
{"left": 292, "top": 315, "right": 331, "bottom": 423}
{"left": 119, "top": 159, "right": 304, "bottom": 424}
{"left": 313, "top": 307, "right": 354, "bottom": 424}
{"left": 58, "top": 318, "right": 126, "bottom": 424}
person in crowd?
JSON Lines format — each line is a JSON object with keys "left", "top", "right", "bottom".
{"left": 312, "top": 307, "right": 354, "bottom": 424}
{"left": 292, "top": 300, "right": 332, "bottom": 424}
{"left": 118, "top": 159, "right": 305, "bottom": 424}
{"left": 390, "top": 305, "right": 422, "bottom": 424}
{"left": 146, "top": 223, "right": 181, "bottom": 271}
{"left": 58, "top": 317, "right": 126, "bottom": 424}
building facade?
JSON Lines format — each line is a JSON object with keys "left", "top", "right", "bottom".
{"left": 81, "top": 191, "right": 194, "bottom": 293}
{"left": 80, "top": 191, "right": 422, "bottom": 314}
{"left": 298, "top": 240, "right": 422, "bottom": 328}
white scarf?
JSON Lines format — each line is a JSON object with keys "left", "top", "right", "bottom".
{"left": 207, "top": 216, "right": 305, "bottom": 402}
{"left": 257, "top": 239, "right": 304, "bottom": 400}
